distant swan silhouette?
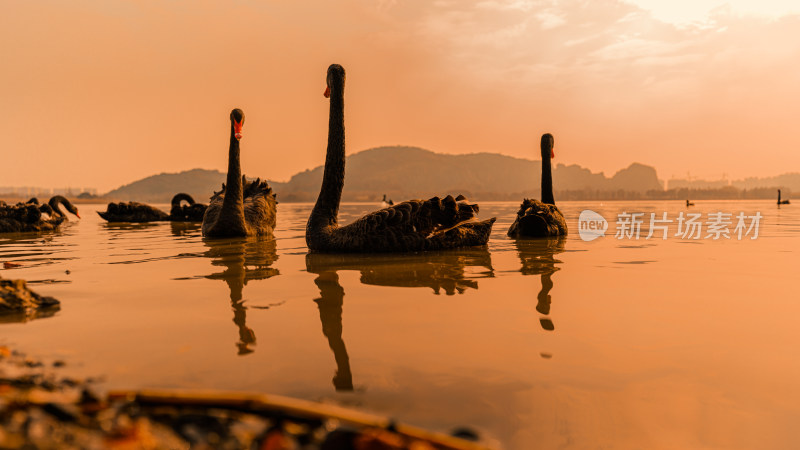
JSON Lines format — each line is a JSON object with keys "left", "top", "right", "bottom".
{"left": 202, "top": 109, "right": 277, "bottom": 238}
{"left": 0, "top": 196, "right": 78, "bottom": 233}
{"left": 47, "top": 196, "right": 80, "bottom": 220}
{"left": 169, "top": 193, "right": 208, "bottom": 222}
{"left": 98, "top": 201, "right": 167, "bottom": 222}
{"left": 306, "top": 64, "right": 495, "bottom": 253}
{"left": 98, "top": 193, "right": 204, "bottom": 223}
{"left": 508, "top": 133, "right": 567, "bottom": 238}
{"left": 381, "top": 194, "right": 393, "bottom": 207}
{"left": 778, "top": 189, "right": 790, "bottom": 205}
{"left": 686, "top": 199, "right": 695, "bottom": 207}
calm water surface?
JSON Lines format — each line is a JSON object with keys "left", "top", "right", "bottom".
{"left": 1, "top": 201, "right": 798, "bottom": 449}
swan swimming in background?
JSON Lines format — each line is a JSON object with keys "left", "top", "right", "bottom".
{"left": 0, "top": 196, "right": 79, "bottom": 233}
{"left": 686, "top": 199, "right": 695, "bottom": 207}
{"left": 381, "top": 194, "right": 394, "bottom": 207}
{"left": 507, "top": 133, "right": 567, "bottom": 238}
{"left": 47, "top": 196, "right": 80, "bottom": 220}
{"left": 778, "top": 189, "right": 790, "bottom": 205}
{"left": 305, "top": 64, "right": 495, "bottom": 253}
{"left": 98, "top": 201, "right": 168, "bottom": 222}
{"left": 201, "top": 109, "right": 277, "bottom": 238}
{"left": 98, "top": 193, "right": 206, "bottom": 222}
{"left": 169, "top": 193, "right": 208, "bottom": 222}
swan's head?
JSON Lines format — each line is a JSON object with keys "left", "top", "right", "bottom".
{"left": 230, "top": 108, "right": 245, "bottom": 140}
{"left": 324, "top": 64, "right": 346, "bottom": 98}
{"left": 541, "top": 133, "right": 555, "bottom": 159}
{"left": 67, "top": 204, "right": 80, "bottom": 218}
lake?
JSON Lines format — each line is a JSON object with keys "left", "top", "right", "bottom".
{"left": 1, "top": 200, "right": 797, "bottom": 449}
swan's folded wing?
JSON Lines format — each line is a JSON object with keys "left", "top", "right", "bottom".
{"left": 508, "top": 198, "right": 568, "bottom": 237}
{"left": 344, "top": 195, "right": 481, "bottom": 236}
{"left": 242, "top": 176, "right": 278, "bottom": 232}
{"left": 243, "top": 177, "right": 278, "bottom": 202}
{"left": 328, "top": 195, "right": 493, "bottom": 252}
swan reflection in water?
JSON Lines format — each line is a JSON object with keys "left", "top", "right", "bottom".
{"left": 306, "top": 248, "right": 494, "bottom": 392}
{"left": 514, "top": 237, "right": 566, "bottom": 332}
{"left": 0, "top": 303, "right": 60, "bottom": 325}
{"left": 170, "top": 222, "right": 202, "bottom": 237}
{"left": 200, "top": 236, "right": 279, "bottom": 355}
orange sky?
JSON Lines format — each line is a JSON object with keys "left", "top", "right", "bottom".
{"left": 2, "top": 0, "right": 800, "bottom": 192}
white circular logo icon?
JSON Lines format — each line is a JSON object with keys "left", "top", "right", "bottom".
{"left": 578, "top": 209, "right": 608, "bottom": 241}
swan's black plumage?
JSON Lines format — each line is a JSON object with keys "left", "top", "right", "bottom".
{"left": 169, "top": 193, "right": 208, "bottom": 222}
{"left": 202, "top": 109, "right": 277, "bottom": 238}
{"left": 508, "top": 133, "right": 567, "bottom": 238}
{"left": 778, "top": 189, "right": 790, "bottom": 205}
{"left": 48, "top": 196, "right": 80, "bottom": 220}
{"left": 306, "top": 64, "right": 495, "bottom": 253}
{"left": 0, "top": 196, "right": 78, "bottom": 233}
{"left": 98, "top": 193, "right": 208, "bottom": 223}
{"left": 98, "top": 201, "right": 170, "bottom": 222}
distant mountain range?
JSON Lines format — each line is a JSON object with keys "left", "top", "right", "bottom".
{"left": 104, "top": 168, "right": 228, "bottom": 203}
{"left": 100, "top": 146, "right": 796, "bottom": 202}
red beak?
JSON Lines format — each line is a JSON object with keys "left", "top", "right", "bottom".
{"left": 324, "top": 86, "right": 331, "bottom": 98}
{"left": 234, "top": 118, "right": 243, "bottom": 140}
{"left": 551, "top": 149, "right": 555, "bottom": 159}
{"left": 76, "top": 212, "right": 81, "bottom": 219}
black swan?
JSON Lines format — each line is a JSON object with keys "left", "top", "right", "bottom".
{"left": 778, "top": 189, "right": 790, "bottom": 205}
{"left": 686, "top": 199, "right": 695, "bottom": 207}
{"left": 98, "top": 200, "right": 170, "bottom": 222}
{"left": 98, "top": 193, "right": 208, "bottom": 223}
{"left": 1, "top": 202, "right": 62, "bottom": 233}
{"left": 201, "top": 109, "right": 277, "bottom": 238}
{"left": 0, "top": 196, "right": 78, "bottom": 233}
{"left": 169, "top": 193, "right": 208, "bottom": 222}
{"left": 306, "top": 64, "right": 495, "bottom": 253}
{"left": 47, "top": 195, "right": 80, "bottom": 220}
{"left": 507, "top": 133, "right": 567, "bottom": 238}
{"left": 381, "top": 194, "right": 393, "bottom": 207}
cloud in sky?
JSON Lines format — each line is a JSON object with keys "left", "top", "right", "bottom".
{"left": 624, "top": 0, "right": 800, "bottom": 25}
{"left": 1, "top": 0, "right": 799, "bottom": 191}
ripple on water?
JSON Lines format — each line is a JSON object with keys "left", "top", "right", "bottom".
{"left": 0, "top": 201, "right": 798, "bottom": 449}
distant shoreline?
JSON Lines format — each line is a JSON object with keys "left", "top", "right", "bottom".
{"left": 0, "top": 196, "right": 788, "bottom": 206}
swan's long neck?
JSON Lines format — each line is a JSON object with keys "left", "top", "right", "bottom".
{"left": 171, "top": 193, "right": 195, "bottom": 209}
{"left": 48, "top": 196, "right": 69, "bottom": 217}
{"left": 778, "top": 190, "right": 782, "bottom": 203}
{"left": 219, "top": 127, "right": 246, "bottom": 228}
{"left": 541, "top": 152, "right": 555, "bottom": 205}
{"left": 309, "top": 81, "right": 345, "bottom": 233}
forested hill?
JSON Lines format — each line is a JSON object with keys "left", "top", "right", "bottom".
{"left": 103, "top": 146, "right": 665, "bottom": 202}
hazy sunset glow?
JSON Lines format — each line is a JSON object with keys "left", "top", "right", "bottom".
{"left": 2, "top": 0, "right": 799, "bottom": 191}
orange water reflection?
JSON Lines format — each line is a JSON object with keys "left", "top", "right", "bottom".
{"left": 200, "top": 236, "right": 279, "bottom": 355}
{"left": 514, "top": 237, "right": 565, "bottom": 332}
{"left": 305, "top": 248, "right": 494, "bottom": 392}
{"left": 1, "top": 201, "right": 798, "bottom": 449}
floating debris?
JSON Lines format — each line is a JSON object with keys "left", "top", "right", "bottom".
{"left": 0, "top": 275, "right": 60, "bottom": 323}
{"left": 0, "top": 347, "right": 491, "bottom": 449}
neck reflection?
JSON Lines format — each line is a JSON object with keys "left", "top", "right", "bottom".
{"left": 312, "top": 271, "right": 353, "bottom": 391}
{"left": 202, "top": 236, "right": 279, "bottom": 355}
{"left": 305, "top": 248, "right": 494, "bottom": 392}
{"left": 515, "top": 237, "right": 566, "bottom": 332}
